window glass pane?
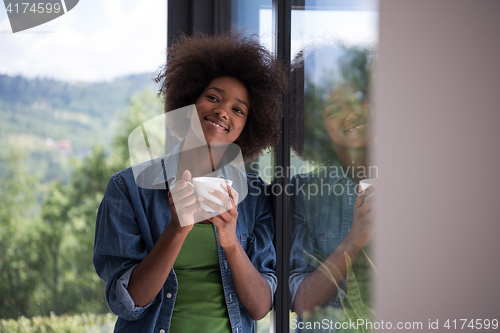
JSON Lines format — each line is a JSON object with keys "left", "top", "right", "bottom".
{"left": 231, "top": 0, "right": 275, "bottom": 186}
{"left": 0, "top": 1, "right": 166, "bottom": 327}
{"left": 288, "top": 1, "right": 378, "bottom": 331}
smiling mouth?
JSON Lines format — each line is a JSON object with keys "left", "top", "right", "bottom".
{"left": 205, "top": 117, "right": 228, "bottom": 132}
{"left": 343, "top": 118, "right": 368, "bottom": 133}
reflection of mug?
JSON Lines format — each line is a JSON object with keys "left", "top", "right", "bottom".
{"left": 192, "top": 177, "right": 233, "bottom": 212}
{"left": 359, "top": 178, "right": 376, "bottom": 191}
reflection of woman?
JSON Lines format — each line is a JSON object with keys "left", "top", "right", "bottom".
{"left": 289, "top": 46, "right": 375, "bottom": 331}
{"left": 93, "top": 34, "right": 286, "bottom": 333}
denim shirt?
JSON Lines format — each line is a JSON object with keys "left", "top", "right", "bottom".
{"left": 289, "top": 157, "right": 357, "bottom": 332}
{"left": 93, "top": 163, "right": 276, "bottom": 333}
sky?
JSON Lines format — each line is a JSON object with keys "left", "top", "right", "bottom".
{"left": 260, "top": 9, "right": 378, "bottom": 60}
{"left": 0, "top": 1, "right": 376, "bottom": 82}
{"left": 0, "top": 0, "right": 167, "bottom": 82}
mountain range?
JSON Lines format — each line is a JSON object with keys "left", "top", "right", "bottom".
{"left": 0, "top": 73, "right": 160, "bottom": 182}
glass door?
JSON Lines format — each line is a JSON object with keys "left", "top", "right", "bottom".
{"left": 166, "top": 1, "right": 378, "bottom": 331}
{"left": 288, "top": 1, "right": 378, "bottom": 332}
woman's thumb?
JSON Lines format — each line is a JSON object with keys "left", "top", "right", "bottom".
{"left": 182, "top": 170, "right": 192, "bottom": 182}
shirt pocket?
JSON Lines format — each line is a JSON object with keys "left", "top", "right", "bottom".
{"left": 239, "top": 233, "right": 254, "bottom": 252}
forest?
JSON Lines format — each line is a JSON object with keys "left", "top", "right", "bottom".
{"left": 0, "top": 73, "right": 163, "bottom": 331}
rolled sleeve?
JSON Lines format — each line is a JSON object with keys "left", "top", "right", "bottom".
{"left": 262, "top": 272, "right": 278, "bottom": 306}
{"left": 115, "top": 265, "right": 155, "bottom": 314}
{"left": 246, "top": 179, "right": 277, "bottom": 308}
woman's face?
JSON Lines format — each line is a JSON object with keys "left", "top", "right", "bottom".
{"left": 322, "top": 85, "right": 369, "bottom": 148}
{"left": 194, "top": 76, "right": 250, "bottom": 144}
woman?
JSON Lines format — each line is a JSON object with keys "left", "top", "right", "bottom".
{"left": 93, "top": 34, "right": 286, "bottom": 333}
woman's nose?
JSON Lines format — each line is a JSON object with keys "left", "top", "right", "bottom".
{"left": 344, "top": 111, "right": 357, "bottom": 122}
{"left": 215, "top": 106, "right": 229, "bottom": 119}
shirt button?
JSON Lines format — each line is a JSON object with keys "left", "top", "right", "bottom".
{"left": 166, "top": 293, "right": 172, "bottom": 298}
{"left": 160, "top": 329, "right": 165, "bottom": 333}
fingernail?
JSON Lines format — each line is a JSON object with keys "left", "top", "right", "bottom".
{"left": 198, "top": 197, "right": 204, "bottom": 202}
{"left": 208, "top": 189, "right": 214, "bottom": 193}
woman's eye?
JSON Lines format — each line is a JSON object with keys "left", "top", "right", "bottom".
{"left": 207, "top": 95, "right": 219, "bottom": 102}
{"left": 326, "top": 106, "right": 342, "bottom": 117}
{"left": 233, "top": 108, "right": 244, "bottom": 115}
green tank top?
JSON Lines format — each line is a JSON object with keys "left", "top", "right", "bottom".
{"left": 170, "top": 224, "right": 231, "bottom": 333}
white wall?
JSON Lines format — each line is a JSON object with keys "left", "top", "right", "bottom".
{"left": 375, "top": 0, "right": 500, "bottom": 329}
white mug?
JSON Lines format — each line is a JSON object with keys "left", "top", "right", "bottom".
{"left": 359, "top": 178, "right": 376, "bottom": 191}
{"left": 192, "top": 177, "right": 233, "bottom": 213}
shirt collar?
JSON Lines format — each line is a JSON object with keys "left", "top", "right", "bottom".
{"left": 152, "top": 142, "right": 230, "bottom": 187}
{"left": 152, "top": 142, "right": 182, "bottom": 187}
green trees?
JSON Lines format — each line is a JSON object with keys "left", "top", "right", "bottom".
{"left": 38, "top": 146, "right": 111, "bottom": 316}
{"left": 0, "top": 153, "right": 41, "bottom": 318}
{"left": 0, "top": 88, "right": 163, "bottom": 319}
{"left": 111, "top": 87, "right": 164, "bottom": 170}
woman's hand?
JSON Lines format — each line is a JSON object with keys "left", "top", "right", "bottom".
{"left": 197, "top": 184, "right": 240, "bottom": 249}
{"left": 346, "top": 184, "right": 375, "bottom": 249}
{"left": 167, "top": 170, "right": 199, "bottom": 233}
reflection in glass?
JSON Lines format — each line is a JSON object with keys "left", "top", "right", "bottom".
{"left": 288, "top": 2, "right": 377, "bottom": 330}
{"left": 289, "top": 42, "right": 376, "bottom": 333}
